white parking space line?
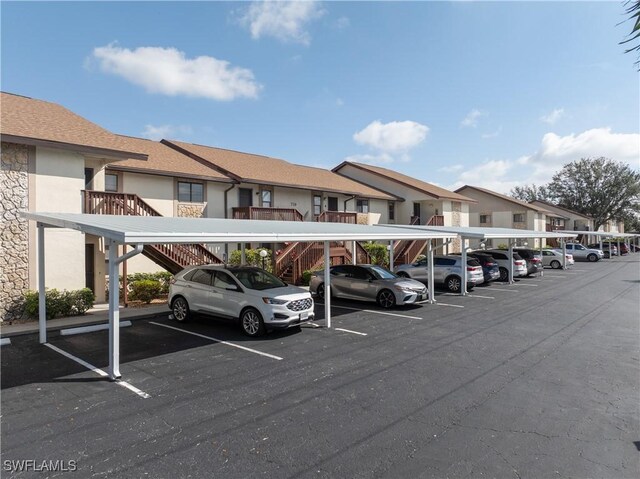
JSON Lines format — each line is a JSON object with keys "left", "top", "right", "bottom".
{"left": 335, "top": 328, "right": 368, "bottom": 336}
{"left": 436, "top": 303, "right": 465, "bottom": 308}
{"left": 149, "top": 321, "right": 283, "bottom": 361}
{"left": 0, "top": 338, "right": 11, "bottom": 346}
{"left": 317, "top": 304, "right": 422, "bottom": 320}
{"left": 515, "top": 283, "right": 539, "bottom": 287}
{"left": 44, "top": 343, "right": 151, "bottom": 399}
{"left": 488, "top": 288, "right": 520, "bottom": 293}
{"left": 468, "top": 294, "right": 496, "bottom": 299}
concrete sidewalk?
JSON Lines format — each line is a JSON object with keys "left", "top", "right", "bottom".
{"left": 0, "top": 303, "right": 170, "bottom": 338}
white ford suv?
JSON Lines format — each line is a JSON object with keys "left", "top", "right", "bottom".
{"left": 169, "top": 265, "right": 314, "bottom": 337}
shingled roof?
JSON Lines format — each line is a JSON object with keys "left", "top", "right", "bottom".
{"left": 455, "top": 185, "right": 556, "bottom": 214}
{"left": 163, "top": 140, "right": 397, "bottom": 200}
{"left": 109, "top": 135, "right": 232, "bottom": 183}
{"left": 0, "top": 92, "right": 147, "bottom": 160}
{"left": 332, "top": 161, "right": 475, "bottom": 202}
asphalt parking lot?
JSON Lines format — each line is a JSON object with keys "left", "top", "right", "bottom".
{"left": 2, "top": 257, "right": 639, "bottom": 478}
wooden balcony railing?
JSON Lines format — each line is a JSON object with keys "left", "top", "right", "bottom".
{"left": 232, "top": 206, "right": 303, "bottom": 222}
{"left": 83, "top": 190, "right": 162, "bottom": 217}
{"left": 427, "top": 215, "right": 444, "bottom": 226}
{"left": 316, "top": 211, "right": 357, "bottom": 223}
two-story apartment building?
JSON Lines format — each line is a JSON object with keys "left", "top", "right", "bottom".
{"left": 454, "top": 185, "right": 562, "bottom": 248}
{"left": 0, "top": 92, "right": 148, "bottom": 319}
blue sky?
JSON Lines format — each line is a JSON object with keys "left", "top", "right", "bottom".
{"left": 2, "top": 1, "right": 638, "bottom": 193}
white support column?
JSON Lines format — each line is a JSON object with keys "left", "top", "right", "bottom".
{"left": 37, "top": 223, "right": 47, "bottom": 344}
{"left": 241, "top": 243, "right": 246, "bottom": 265}
{"left": 352, "top": 241, "right": 357, "bottom": 265}
{"left": 323, "top": 241, "right": 331, "bottom": 329}
{"left": 389, "top": 241, "right": 394, "bottom": 271}
{"left": 428, "top": 241, "right": 436, "bottom": 304}
{"left": 562, "top": 240, "right": 567, "bottom": 269}
{"left": 460, "top": 237, "right": 467, "bottom": 296}
{"left": 539, "top": 242, "right": 544, "bottom": 277}
{"left": 599, "top": 236, "right": 603, "bottom": 253}
{"left": 617, "top": 238, "right": 621, "bottom": 257}
{"left": 107, "top": 242, "right": 144, "bottom": 381}
{"left": 508, "top": 242, "right": 514, "bottom": 284}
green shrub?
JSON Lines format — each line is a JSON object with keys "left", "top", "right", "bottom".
{"left": 229, "top": 248, "right": 273, "bottom": 272}
{"left": 497, "top": 243, "right": 508, "bottom": 250}
{"left": 122, "top": 271, "right": 172, "bottom": 295}
{"left": 129, "top": 279, "right": 163, "bottom": 304}
{"left": 22, "top": 288, "right": 96, "bottom": 319}
{"left": 361, "top": 242, "right": 389, "bottom": 268}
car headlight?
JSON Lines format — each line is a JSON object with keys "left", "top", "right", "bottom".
{"left": 262, "top": 297, "right": 288, "bottom": 305}
{"left": 393, "top": 285, "right": 412, "bottom": 293}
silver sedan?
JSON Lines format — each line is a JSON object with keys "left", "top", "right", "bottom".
{"left": 309, "top": 264, "right": 428, "bottom": 308}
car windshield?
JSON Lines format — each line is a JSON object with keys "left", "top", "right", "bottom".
{"left": 231, "top": 268, "right": 287, "bottom": 290}
{"left": 368, "top": 265, "right": 397, "bottom": 280}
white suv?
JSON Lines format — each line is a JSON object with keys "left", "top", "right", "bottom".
{"left": 169, "top": 265, "right": 314, "bottom": 337}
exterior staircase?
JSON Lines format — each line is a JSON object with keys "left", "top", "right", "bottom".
{"left": 83, "top": 190, "right": 223, "bottom": 274}
{"left": 392, "top": 215, "right": 444, "bottom": 267}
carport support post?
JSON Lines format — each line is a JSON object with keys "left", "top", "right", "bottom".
{"left": 617, "top": 238, "right": 621, "bottom": 257}
{"left": 37, "top": 223, "right": 47, "bottom": 344}
{"left": 241, "top": 243, "right": 246, "bottom": 265}
{"left": 389, "top": 241, "right": 394, "bottom": 271}
{"left": 508, "top": 241, "right": 514, "bottom": 284}
{"left": 539, "top": 242, "right": 544, "bottom": 277}
{"left": 323, "top": 241, "right": 331, "bottom": 329}
{"left": 108, "top": 241, "right": 120, "bottom": 380}
{"left": 599, "top": 236, "right": 603, "bottom": 252}
{"left": 460, "top": 238, "right": 467, "bottom": 296}
{"left": 428, "top": 241, "right": 436, "bottom": 304}
{"left": 352, "top": 241, "right": 357, "bottom": 264}
{"left": 562, "top": 240, "right": 567, "bottom": 269}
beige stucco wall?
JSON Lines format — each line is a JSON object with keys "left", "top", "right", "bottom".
{"left": 32, "top": 146, "right": 86, "bottom": 292}
{"left": 120, "top": 172, "right": 174, "bottom": 216}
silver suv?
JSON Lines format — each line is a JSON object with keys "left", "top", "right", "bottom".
{"left": 558, "top": 243, "right": 604, "bottom": 262}
{"left": 169, "top": 265, "right": 314, "bottom": 337}
{"left": 394, "top": 255, "right": 484, "bottom": 292}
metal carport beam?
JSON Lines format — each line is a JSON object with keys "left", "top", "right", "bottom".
{"left": 108, "top": 242, "right": 144, "bottom": 380}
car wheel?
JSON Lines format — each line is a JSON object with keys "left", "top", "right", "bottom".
{"left": 550, "top": 260, "right": 561, "bottom": 269}
{"left": 587, "top": 253, "right": 598, "bottom": 262}
{"left": 498, "top": 267, "right": 509, "bottom": 281}
{"left": 377, "top": 289, "right": 396, "bottom": 309}
{"left": 316, "top": 283, "right": 325, "bottom": 299}
{"left": 445, "top": 275, "right": 462, "bottom": 293}
{"left": 396, "top": 271, "right": 410, "bottom": 278}
{"left": 240, "top": 308, "right": 265, "bottom": 337}
{"left": 172, "top": 297, "right": 190, "bottom": 322}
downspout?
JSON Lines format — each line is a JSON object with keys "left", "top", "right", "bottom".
{"left": 223, "top": 183, "right": 237, "bottom": 262}
{"left": 344, "top": 195, "right": 357, "bottom": 212}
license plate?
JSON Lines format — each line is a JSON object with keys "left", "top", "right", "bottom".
{"left": 300, "top": 312, "right": 308, "bottom": 320}
{"left": 419, "top": 294, "right": 427, "bottom": 301}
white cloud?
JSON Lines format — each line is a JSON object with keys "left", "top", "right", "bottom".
{"left": 344, "top": 153, "right": 395, "bottom": 165}
{"left": 448, "top": 128, "right": 640, "bottom": 194}
{"left": 540, "top": 108, "right": 565, "bottom": 125}
{"left": 238, "top": 1, "right": 325, "bottom": 45}
{"left": 438, "top": 164, "right": 464, "bottom": 173}
{"left": 460, "top": 109, "right": 485, "bottom": 128}
{"left": 482, "top": 127, "right": 502, "bottom": 139}
{"left": 91, "top": 44, "right": 261, "bottom": 101}
{"left": 141, "top": 124, "right": 192, "bottom": 141}
{"left": 353, "top": 120, "right": 429, "bottom": 153}
{"left": 334, "top": 16, "right": 350, "bottom": 29}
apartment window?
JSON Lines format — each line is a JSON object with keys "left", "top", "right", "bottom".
{"left": 356, "top": 199, "right": 369, "bottom": 213}
{"left": 479, "top": 214, "right": 490, "bottom": 224}
{"left": 388, "top": 201, "right": 395, "bottom": 221}
{"left": 178, "top": 181, "right": 204, "bottom": 203}
{"left": 261, "top": 188, "right": 273, "bottom": 208}
{"left": 105, "top": 173, "right": 118, "bottom": 192}
{"left": 313, "top": 195, "right": 322, "bottom": 216}
{"left": 238, "top": 188, "right": 253, "bottom": 207}
{"left": 513, "top": 213, "right": 525, "bottom": 223}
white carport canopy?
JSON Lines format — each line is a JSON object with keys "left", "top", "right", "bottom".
{"left": 382, "top": 225, "right": 579, "bottom": 294}
{"left": 555, "top": 230, "right": 640, "bottom": 253}
{"left": 23, "top": 212, "right": 456, "bottom": 380}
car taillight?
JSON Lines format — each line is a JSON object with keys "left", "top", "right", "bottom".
{"left": 532, "top": 258, "right": 541, "bottom": 263}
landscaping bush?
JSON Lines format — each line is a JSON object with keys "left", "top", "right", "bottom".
{"left": 497, "top": 243, "right": 509, "bottom": 250}
{"left": 361, "top": 242, "right": 389, "bottom": 268}
{"left": 22, "top": 288, "right": 96, "bottom": 319}
{"left": 122, "top": 271, "right": 172, "bottom": 295}
{"left": 229, "top": 248, "right": 273, "bottom": 272}
{"left": 129, "top": 279, "right": 163, "bottom": 304}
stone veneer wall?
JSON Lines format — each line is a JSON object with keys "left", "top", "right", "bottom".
{"left": 1, "top": 142, "right": 30, "bottom": 321}
{"left": 177, "top": 203, "right": 205, "bottom": 218}
{"left": 451, "top": 201, "right": 462, "bottom": 253}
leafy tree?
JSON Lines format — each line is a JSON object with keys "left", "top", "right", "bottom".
{"left": 547, "top": 157, "right": 640, "bottom": 231}
{"left": 620, "top": 0, "right": 640, "bottom": 70}
{"left": 509, "top": 184, "right": 551, "bottom": 202}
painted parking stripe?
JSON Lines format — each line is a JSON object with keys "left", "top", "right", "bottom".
{"left": 61, "top": 321, "right": 132, "bottom": 336}
{"left": 317, "top": 304, "right": 422, "bottom": 320}
{"left": 436, "top": 303, "right": 465, "bottom": 308}
{"left": 488, "top": 288, "right": 520, "bottom": 293}
{"left": 515, "top": 283, "right": 539, "bottom": 287}
{"left": 0, "top": 338, "right": 11, "bottom": 346}
{"left": 149, "top": 321, "right": 283, "bottom": 361}
{"left": 44, "top": 343, "right": 151, "bottom": 399}
{"left": 442, "top": 293, "right": 494, "bottom": 299}
{"left": 335, "top": 328, "right": 368, "bottom": 336}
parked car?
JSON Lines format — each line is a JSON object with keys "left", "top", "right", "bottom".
{"left": 394, "top": 255, "right": 484, "bottom": 293}
{"left": 513, "top": 248, "right": 543, "bottom": 276}
{"left": 588, "top": 243, "right": 617, "bottom": 258}
{"left": 558, "top": 243, "right": 604, "bottom": 262}
{"left": 477, "top": 250, "right": 528, "bottom": 281}
{"left": 308, "top": 264, "right": 427, "bottom": 308}
{"left": 540, "top": 249, "right": 574, "bottom": 269}
{"left": 609, "top": 242, "right": 630, "bottom": 255}
{"left": 169, "top": 265, "right": 315, "bottom": 337}
{"left": 466, "top": 252, "right": 501, "bottom": 283}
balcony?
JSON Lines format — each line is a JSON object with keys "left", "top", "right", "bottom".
{"left": 232, "top": 206, "right": 303, "bottom": 222}
{"left": 316, "top": 211, "right": 357, "bottom": 223}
